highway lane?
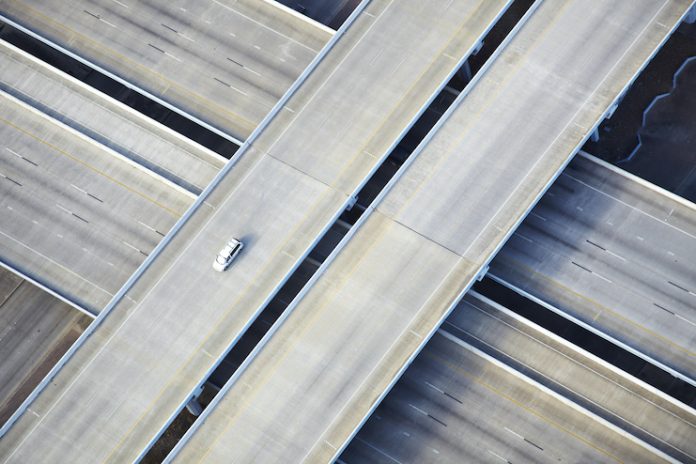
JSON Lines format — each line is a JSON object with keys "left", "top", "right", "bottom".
{"left": 0, "top": 91, "right": 192, "bottom": 313}
{"left": 0, "top": 39, "right": 225, "bottom": 195}
{"left": 0, "top": 268, "right": 91, "bottom": 425}
{"left": 340, "top": 329, "right": 674, "bottom": 464}
{"left": 444, "top": 292, "right": 696, "bottom": 462}
{"left": 0, "top": 0, "right": 513, "bottom": 461}
{"left": 168, "top": 1, "right": 694, "bottom": 462}
{"left": 491, "top": 152, "right": 696, "bottom": 383}
{"left": 0, "top": 0, "right": 331, "bottom": 142}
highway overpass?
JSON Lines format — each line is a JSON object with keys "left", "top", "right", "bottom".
{"left": 167, "top": 1, "right": 694, "bottom": 462}
{"left": 0, "top": 0, "right": 332, "bottom": 142}
{"left": 0, "top": 90, "right": 192, "bottom": 314}
{"left": 0, "top": 0, "right": 513, "bottom": 461}
{"left": 491, "top": 152, "right": 696, "bottom": 385}
{"left": 341, "top": 293, "right": 689, "bottom": 463}
{"left": 0, "top": 40, "right": 224, "bottom": 196}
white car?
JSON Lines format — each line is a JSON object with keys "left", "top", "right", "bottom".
{"left": 213, "top": 238, "right": 244, "bottom": 272}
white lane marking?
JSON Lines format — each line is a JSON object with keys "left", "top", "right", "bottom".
{"left": 70, "top": 183, "right": 87, "bottom": 194}
{"left": 488, "top": 450, "right": 510, "bottom": 463}
{"left": 243, "top": 66, "right": 262, "bottom": 77}
{"left": 425, "top": 381, "right": 444, "bottom": 394}
{"left": 409, "top": 403, "right": 428, "bottom": 416}
{"left": 354, "top": 437, "right": 403, "bottom": 464}
{"left": 179, "top": 33, "right": 195, "bottom": 43}
{"left": 504, "top": 426, "right": 524, "bottom": 440}
{"left": 531, "top": 212, "right": 547, "bottom": 221}
{"left": 606, "top": 249, "right": 627, "bottom": 262}
{"left": 110, "top": 0, "right": 129, "bottom": 8}
{"left": 674, "top": 313, "right": 696, "bottom": 328}
{"left": 55, "top": 203, "right": 73, "bottom": 215}
{"left": 165, "top": 52, "right": 182, "bottom": 63}
{"left": 514, "top": 232, "right": 534, "bottom": 243}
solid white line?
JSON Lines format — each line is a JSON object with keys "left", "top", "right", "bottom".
{"left": 563, "top": 172, "right": 696, "bottom": 241}
{"left": 439, "top": 330, "right": 681, "bottom": 464}
{"left": 488, "top": 275, "right": 696, "bottom": 388}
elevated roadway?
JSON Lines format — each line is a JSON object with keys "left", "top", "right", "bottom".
{"left": 0, "top": 0, "right": 331, "bottom": 142}
{"left": 0, "top": 91, "right": 191, "bottom": 314}
{"left": 0, "top": 0, "right": 513, "bottom": 461}
{"left": 0, "top": 39, "right": 225, "bottom": 195}
{"left": 168, "top": 1, "right": 695, "bottom": 462}
{"left": 443, "top": 292, "right": 696, "bottom": 462}
{"left": 491, "top": 152, "right": 696, "bottom": 384}
{"left": 341, "top": 324, "right": 681, "bottom": 464}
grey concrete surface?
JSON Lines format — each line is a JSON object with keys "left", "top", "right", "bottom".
{"left": 0, "top": 1, "right": 512, "bottom": 462}
{"left": 491, "top": 152, "right": 696, "bottom": 383}
{"left": 341, "top": 330, "right": 676, "bottom": 464}
{"left": 0, "top": 0, "right": 332, "bottom": 142}
{"left": 443, "top": 292, "right": 696, "bottom": 462}
{"left": 0, "top": 91, "right": 191, "bottom": 313}
{"left": 0, "top": 39, "right": 225, "bottom": 195}
{"left": 0, "top": 268, "right": 91, "bottom": 426}
{"left": 169, "top": 1, "right": 694, "bottom": 462}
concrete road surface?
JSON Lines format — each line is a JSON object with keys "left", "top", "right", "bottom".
{"left": 491, "top": 152, "right": 696, "bottom": 384}
{"left": 0, "top": 92, "right": 191, "bottom": 313}
{"left": 168, "top": 1, "right": 693, "bottom": 462}
{"left": 443, "top": 292, "right": 696, "bottom": 462}
{"left": 0, "top": 0, "right": 332, "bottom": 141}
{"left": 0, "top": 0, "right": 512, "bottom": 462}
{"left": 341, "top": 329, "right": 677, "bottom": 464}
{"left": 0, "top": 268, "right": 91, "bottom": 425}
{"left": 0, "top": 39, "right": 225, "bottom": 194}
